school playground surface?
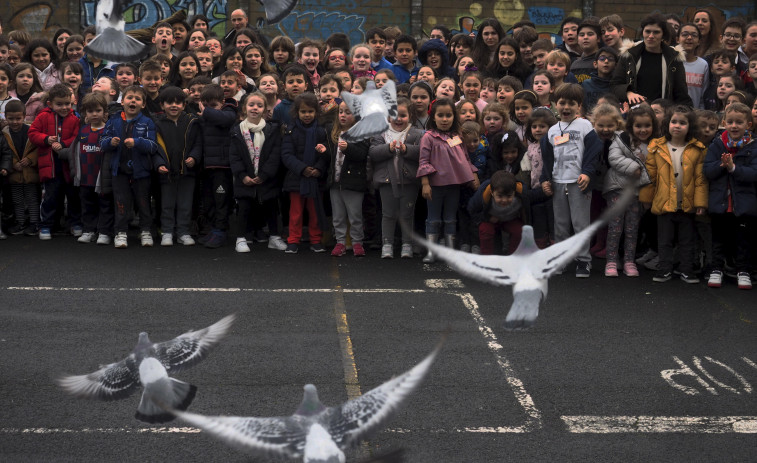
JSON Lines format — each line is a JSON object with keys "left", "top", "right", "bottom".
{"left": 0, "top": 237, "right": 755, "bottom": 462}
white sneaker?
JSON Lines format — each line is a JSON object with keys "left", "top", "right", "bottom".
{"left": 177, "top": 234, "right": 195, "bottom": 246}
{"left": 267, "top": 235, "right": 287, "bottom": 250}
{"left": 114, "top": 232, "right": 128, "bottom": 248}
{"left": 401, "top": 243, "right": 413, "bottom": 258}
{"left": 460, "top": 244, "right": 471, "bottom": 253}
{"left": 381, "top": 243, "right": 393, "bottom": 258}
{"left": 78, "top": 232, "right": 95, "bottom": 243}
{"left": 97, "top": 234, "right": 111, "bottom": 245}
{"left": 737, "top": 272, "right": 752, "bottom": 290}
{"left": 140, "top": 231, "right": 153, "bottom": 247}
{"left": 161, "top": 233, "right": 173, "bottom": 246}
{"left": 235, "top": 237, "right": 250, "bottom": 253}
{"left": 471, "top": 245, "right": 481, "bottom": 254}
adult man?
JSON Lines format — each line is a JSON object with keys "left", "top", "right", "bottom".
{"left": 223, "top": 9, "right": 249, "bottom": 46}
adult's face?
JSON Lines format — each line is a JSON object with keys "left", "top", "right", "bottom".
{"left": 231, "top": 10, "right": 248, "bottom": 30}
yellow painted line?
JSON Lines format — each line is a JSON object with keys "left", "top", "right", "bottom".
{"left": 329, "top": 262, "right": 361, "bottom": 401}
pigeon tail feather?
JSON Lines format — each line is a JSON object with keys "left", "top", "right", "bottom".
{"left": 504, "top": 288, "right": 543, "bottom": 330}
{"left": 341, "top": 112, "right": 389, "bottom": 143}
{"left": 136, "top": 377, "right": 196, "bottom": 423}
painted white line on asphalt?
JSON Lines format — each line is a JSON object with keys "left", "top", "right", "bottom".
{"left": 454, "top": 292, "right": 542, "bottom": 433}
{"left": 561, "top": 416, "right": 757, "bottom": 433}
{"left": 0, "top": 426, "right": 528, "bottom": 435}
{"left": 424, "top": 279, "right": 464, "bottom": 288}
{"left": 4, "top": 287, "right": 426, "bottom": 293}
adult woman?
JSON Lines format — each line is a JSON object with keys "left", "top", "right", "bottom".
{"left": 611, "top": 14, "right": 692, "bottom": 106}
{"left": 470, "top": 19, "right": 505, "bottom": 70}
{"left": 188, "top": 14, "right": 210, "bottom": 30}
{"left": 693, "top": 9, "right": 721, "bottom": 57}
{"left": 52, "top": 28, "right": 72, "bottom": 57}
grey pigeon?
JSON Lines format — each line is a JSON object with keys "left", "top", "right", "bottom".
{"left": 340, "top": 80, "right": 397, "bottom": 143}
{"left": 163, "top": 338, "right": 443, "bottom": 462}
{"left": 259, "top": 0, "right": 299, "bottom": 24}
{"left": 85, "top": 0, "right": 148, "bottom": 62}
{"left": 415, "top": 187, "right": 635, "bottom": 329}
{"left": 58, "top": 314, "right": 235, "bottom": 423}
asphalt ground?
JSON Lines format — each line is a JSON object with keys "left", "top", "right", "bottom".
{"left": 0, "top": 234, "right": 756, "bottom": 462}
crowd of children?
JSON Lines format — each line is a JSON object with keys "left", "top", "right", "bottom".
{"left": 0, "top": 10, "right": 756, "bottom": 289}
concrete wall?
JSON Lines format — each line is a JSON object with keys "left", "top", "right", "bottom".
{"left": 2, "top": 0, "right": 754, "bottom": 44}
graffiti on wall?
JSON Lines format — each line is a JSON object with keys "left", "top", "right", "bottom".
{"left": 274, "top": 12, "right": 366, "bottom": 44}
{"left": 7, "top": 2, "right": 64, "bottom": 38}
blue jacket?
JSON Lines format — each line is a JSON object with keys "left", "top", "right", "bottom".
{"left": 467, "top": 178, "right": 531, "bottom": 224}
{"left": 391, "top": 60, "right": 420, "bottom": 84}
{"left": 280, "top": 121, "right": 329, "bottom": 193}
{"left": 101, "top": 112, "right": 158, "bottom": 180}
{"left": 581, "top": 71, "right": 611, "bottom": 113}
{"left": 704, "top": 135, "right": 757, "bottom": 216}
{"left": 272, "top": 98, "right": 294, "bottom": 129}
{"left": 199, "top": 99, "right": 237, "bottom": 168}
{"left": 418, "top": 39, "right": 455, "bottom": 79}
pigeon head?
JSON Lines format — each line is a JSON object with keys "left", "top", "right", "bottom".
{"left": 135, "top": 332, "right": 152, "bottom": 351}
{"left": 296, "top": 384, "right": 326, "bottom": 416}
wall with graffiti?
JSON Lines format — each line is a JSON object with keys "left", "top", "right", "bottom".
{"left": 5, "top": 1, "right": 70, "bottom": 40}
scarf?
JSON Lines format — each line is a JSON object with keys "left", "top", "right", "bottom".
{"left": 383, "top": 125, "right": 413, "bottom": 197}
{"left": 723, "top": 129, "right": 752, "bottom": 150}
{"left": 239, "top": 119, "right": 266, "bottom": 176}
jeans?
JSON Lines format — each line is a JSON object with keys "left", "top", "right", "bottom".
{"left": 426, "top": 184, "right": 460, "bottom": 235}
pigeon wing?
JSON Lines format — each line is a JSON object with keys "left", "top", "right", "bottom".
{"left": 414, "top": 233, "right": 520, "bottom": 286}
{"left": 380, "top": 80, "right": 398, "bottom": 118}
{"left": 329, "top": 340, "right": 443, "bottom": 448}
{"left": 85, "top": 28, "right": 148, "bottom": 62}
{"left": 153, "top": 314, "right": 235, "bottom": 373}
{"left": 58, "top": 355, "right": 140, "bottom": 400}
{"left": 341, "top": 112, "right": 389, "bottom": 143}
{"left": 170, "top": 410, "right": 307, "bottom": 458}
{"left": 340, "top": 90, "right": 362, "bottom": 118}
{"left": 261, "top": 0, "right": 299, "bottom": 24}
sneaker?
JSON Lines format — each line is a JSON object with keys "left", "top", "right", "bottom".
{"left": 161, "top": 233, "right": 173, "bottom": 246}
{"left": 636, "top": 249, "right": 657, "bottom": 264}
{"left": 310, "top": 243, "right": 326, "bottom": 253}
{"left": 604, "top": 262, "right": 618, "bottom": 277}
{"left": 401, "top": 243, "right": 413, "bottom": 258}
{"left": 177, "top": 234, "right": 195, "bottom": 246}
{"left": 140, "top": 231, "right": 153, "bottom": 247}
{"left": 653, "top": 271, "right": 672, "bottom": 282}
{"left": 680, "top": 273, "right": 699, "bottom": 284}
{"left": 8, "top": 224, "right": 25, "bottom": 235}
{"left": 204, "top": 230, "right": 226, "bottom": 249}
{"left": 708, "top": 270, "right": 723, "bottom": 288}
{"left": 331, "top": 243, "right": 347, "bottom": 256}
{"left": 254, "top": 229, "right": 268, "bottom": 243}
{"left": 352, "top": 242, "right": 366, "bottom": 257}
{"left": 623, "top": 262, "right": 639, "bottom": 277}
{"left": 460, "top": 243, "right": 471, "bottom": 253}
{"left": 78, "top": 232, "right": 96, "bottom": 243}
{"left": 381, "top": 243, "right": 393, "bottom": 259}
{"left": 197, "top": 233, "right": 211, "bottom": 245}
{"left": 114, "top": 232, "right": 128, "bottom": 248}
{"left": 0, "top": 229, "right": 6, "bottom": 240}
{"left": 267, "top": 235, "right": 287, "bottom": 250}
{"left": 575, "top": 261, "right": 591, "bottom": 278}
{"left": 24, "top": 225, "right": 39, "bottom": 236}
{"left": 39, "top": 227, "right": 52, "bottom": 240}
{"left": 285, "top": 243, "right": 299, "bottom": 254}
{"left": 471, "top": 245, "right": 481, "bottom": 254}
{"left": 644, "top": 256, "right": 659, "bottom": 271}
{"left": 235, "top": 237, "right": 250, "bottom": 253}
{"left": 71, "top": 226, "right": 83, "bottom": 237}
{"left": 96, "top": 234, "right": 111, "bottom": 245}
{"left": 737, "top": 272, "right": 752, "bottom": 290}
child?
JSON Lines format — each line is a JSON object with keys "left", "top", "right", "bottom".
{"left": 599, "top": 14, "right": 627, "bottom": 52}
{"left": 539, "top": 83, "right": 602, "bottom": 277}
{"left": 417, "top": 98, "right": 480, "bottom": 262}
{"left": 350, "top": 44, "right": 376, "bottom": 80}
{"left": 496, "top": 76, "right": 522, "bottom": 113}
{"left": 152, "top": 22, "right": 175, "bottom": 59}
{"left": 153, "top": 86, "right": 201, "bottom": 247}
{"left": 369, "top": 96, "right": 424, "bottom": 258}
{"left": 696, "top": 109, "right": 720, "bottom": 147}
{"left": 270, "top": 35, "right": 295, "bottom": 77}
{"left": 409, "top": 81, "right": 432, "bottom": 129}
{"left": 524, "top": 108, "right": 557, "bottom": 248}
{"left": 100, "top": 85, "right": 158, "bottom": 248}
{"left": 545, "top": 50, "right": 575, "bottom": 90}
{"left": 531, "top": 70, "right": 555, "bottom": 109}
{"left": 326, "top": 101, "right": 370, "bottom": 257}
{"left": 0, "top": 63, "right": 19, "bottom": 120}
{"left": 257, "top": 73, "right": 281, "bottom": 120}
{"left": 639, "top": 105, "right": 708, "bottom": 283}
{"left": 296, "top": 39, "right": 323, "bottom": 91}
{"left": 58, "top": 61, "right": 84, "bottom": 110}
{"left": 113, "top": 63, "right": 138, "bottom": 101}
{"left": 333, "top": 69, "right": 353, "bottom": 93}
{"left": 679, "top": 24, "right": 709, "bottom": 109}
{"left": 218, "top": 70, "right": 245, "bottom": 102}
{"left": 434, "top": 76, "right": 459, "bottom": 101}
{"left": 139, "top": 60, "right": 165, "bottom": 115}
{"left": 457, "top": 100, "right": 481, "bottom": 124}
{"left": 511, "top": 90, "right": 537, "bottom": 141}
{"left": 168, "top": 51, "right": 200, "bottom": 89}
{"left": 486, "top": 37, "right": 531, "bottom": 83}
{"left": 186, "top": 75, "right": 211, "bottom": 115}
{"left": 272, "top": 64, "right": 310, "bottom": 130}
{"left": 480, "top": 77, "right": 497, "bottom": 105}
{"left": 351, "top": 77, "right": 369, "bottom": 95}
{"left": 10, "top": 63, "right": 45, "bottom": 123}
{"left": 703, "top": 51, "right": 736, "bottom": 110}
{"left": 468, "top": 170, "right": 527, "bottom": 255}
{"left": 24, "top": 39, "right": 61, "bottom": 91}
{"left": 459, "top": 120, "right": 488, "bottom": 252}
{"left": 603, "top": 105, "right": 657, "bottom": 277}
{"left": 28, "top": 83, "right": 81, "bottom": 239}
{"left": 715, "top": 73, "right": 743, "bottom": 112}
{"left": 487, "top": 130, "right": 527, "bottom": 184}
{"left": 318, "top": 73, "right": 342, "bottom": 125}
{"left": 571, "top": 20, "right": 601, "bottom": 84}
{"left": 63, "top": 93, "right": 113, "bottom": 244}
{"left": 280, "top": 92, "right": 329, "bottom": 253}
{"left": 482, "top": 102, "right": 509, "bottom": 145}
{"left": 0, "top": 100, "right": 39, "bottom": 235}
{"left": 374, "top": 69, "right": 396, "bottom": 89}
{"left": 582, "top": 46, "right": 618, "bottom": 113}
{"left": 415, "top": 65, "right": 437, "bottom": 86}
{"left": 229, "top": 91, "right": 287, "bottom": 252}
{"left": 458, "top": 71, "right": 486, "bottom": 112}
{"left": 391, "top": 35, "right": 419, "bottom": 84}
{"left": 366, "top": 28, "right": 392, "bottom": 72}
{"left": 703, "top": 102, "right": 757, "bottom": 289}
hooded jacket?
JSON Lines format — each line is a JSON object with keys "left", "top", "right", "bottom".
{"left": 100, "top": 111, "right": 158, "bottom": 180}
{"left": 28, "top": 106, "right": 80, "bottom": 182}
{"left": 418, "top": 39, "right": 455, "bottom": 79}
{"left": 0, "top": 125, "right": 38, "bottom": 184}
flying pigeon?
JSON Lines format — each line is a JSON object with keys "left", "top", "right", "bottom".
{"left": 162, "top": 337, "right": 443, "bottom": 462}
{"left": 85, "top": 0, "right": 149, "bottom": 62}
{"left": 259, "top": 0, "right": 300, "bottom": 24}
{"left": 414, "top": 187, "right": 635, "bottom": 330}
{"left": 57, "top": 314, "right": 235, "bottom": 423}
{"left": 340, "top": 80, "right": 398, "bottom": 143}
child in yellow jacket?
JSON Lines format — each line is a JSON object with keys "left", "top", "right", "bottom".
{"left": 639, "top": 105, "right": 708, "bottom": 283}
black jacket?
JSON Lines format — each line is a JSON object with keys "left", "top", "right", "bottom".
{"left": 153, "top": 112, "right": 201, "bottom": 181}
{"left": 280, "top": 121, "right": 329, "bottom": 193}
{"left": 199, "top": 98, "right": 238, "bottom": 168}
{"left": 229, "top": 120, "right": 282, "bottom": 201}
{"left": 325, "top": 129, "right": 370, "bottom": 192}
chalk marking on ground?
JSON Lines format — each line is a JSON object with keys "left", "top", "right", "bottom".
{"left": 561, "top": 416, "right": 757, "bottom": 433}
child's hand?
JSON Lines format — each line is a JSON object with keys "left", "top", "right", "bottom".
{"left": 303, "top": 166, "right": 315, "bottom": 177}
{"left": 315, "top": 144, "right": 326, "bottom": 154}
{"left": 185, "top": 157, "right": 195, "bottom": 168}
{"left": 338, "top": 140, "right": 348, "bottom": 150}
{"left": 577, "top": 173, "right": 590, "bottom": 191}
{"left": 47, "top": 136, "right": 57, "bottom": 145}
{"left": 110, "top": 137, "right": 121, "bottom": 146}
{"left": 124, "top": 138, "right": 135, "bottom": 148}
{"left": 470, "top": 177, "right": 480, "bottom": 190}
{"left": 0, "top": 169, "right": 7, "bottom": 176}
{"left": 541, "top": 180, "right": 552, "bottom": 196}
{"left": 20, "top": 158, "right": 30, "bottom": 167}
{"left": 234, "top": 69, "right": 246, "bottom": 87}
{"left": 422, "top": 184, "right": 432, "bottom": 200}
{"left": 183, "top": 88, "right": 190, "bottom": 95}
{"left": 620, "top": 102, "right": 630, "bottom": 116}
{"left": 14, "top": 161, "right": 22, "bottom": 171}
{"left": 158, "top": 166, "right": 169, "bottom": 174}
{"left": 51, "top": 142, "right": 62, "bottom": 151}
{"left": 243, "top": 175, "right": 255, "bottom": 185}
{"left": 311, "top": 168, "right": 321, "bottom": 178}
{"left": 696, "top": 207, "right": 706, "bottom": 215}
{"left": 721, "top": 152, "right": 734, "bottom": 170}
{"left": 198, "top": 101, "right": 205, "bottom": 115}
{"left": 251, "top": 176, "right": 263, "bottom": 184}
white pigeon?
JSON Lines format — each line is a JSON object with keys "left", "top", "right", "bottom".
{"left": 259, "top": 0, "right": 300, "bottom": 24}
{"left": 163, "top": 338, "right": 443, "bottom": 462}
{"left": 85, "top": 0, "right": 148, "bottom": 62}
{"left": 415, "top": 187, "right": 635, "bottom": 330}
{"left": 58, "top": 314, "right": 235, "bottom": 423}
{"left": 340, "top": 80, "right": 397, "bottom": 143}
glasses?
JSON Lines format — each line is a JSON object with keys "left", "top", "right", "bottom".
{"left": 723, "top": 33, "right": 743, "bottom": 40}
{"left": 329, "top": 55, "right": 345, "bottom": 61}
{"left": 679, "top": 32, "right": 698, "bottom": 38}
{"left": 597, "top": 56, "right": 616, "bottom": 62}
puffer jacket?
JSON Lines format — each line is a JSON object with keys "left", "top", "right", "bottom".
{"left": 199, "top": 99, "right": 238, "bottom": 168}
{"left": 603, "top": 132, "right": 651, "bottom": 194}
{"left": 639, "top": 136, "right": 707, "bottom": 214}
{"left": 280, "top": 121, "right": 329, "bottom": 192}
{"left": 100, "top": 111, "right": 158, "bottom": 180}
{"left": 325, "top": 127, "right": 370, "bottom": 192}
{"left": 368, "top": 127, "right": 424, "bottom": 188}
{"left": 703, "top": 134, "right": 757, "bottom": 216}
{"left": 229, "top": 120, "right": 282, "bottom": 201}
{"left": 27, "top": 106, "right": 80, "bottom": 182}
{"left": 0, "top": 126, "right": 39, "bottom": 184}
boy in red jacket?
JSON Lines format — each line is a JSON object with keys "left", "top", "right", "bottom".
{"left": 28, "top": 84, "right": 81, "bottom": 240}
